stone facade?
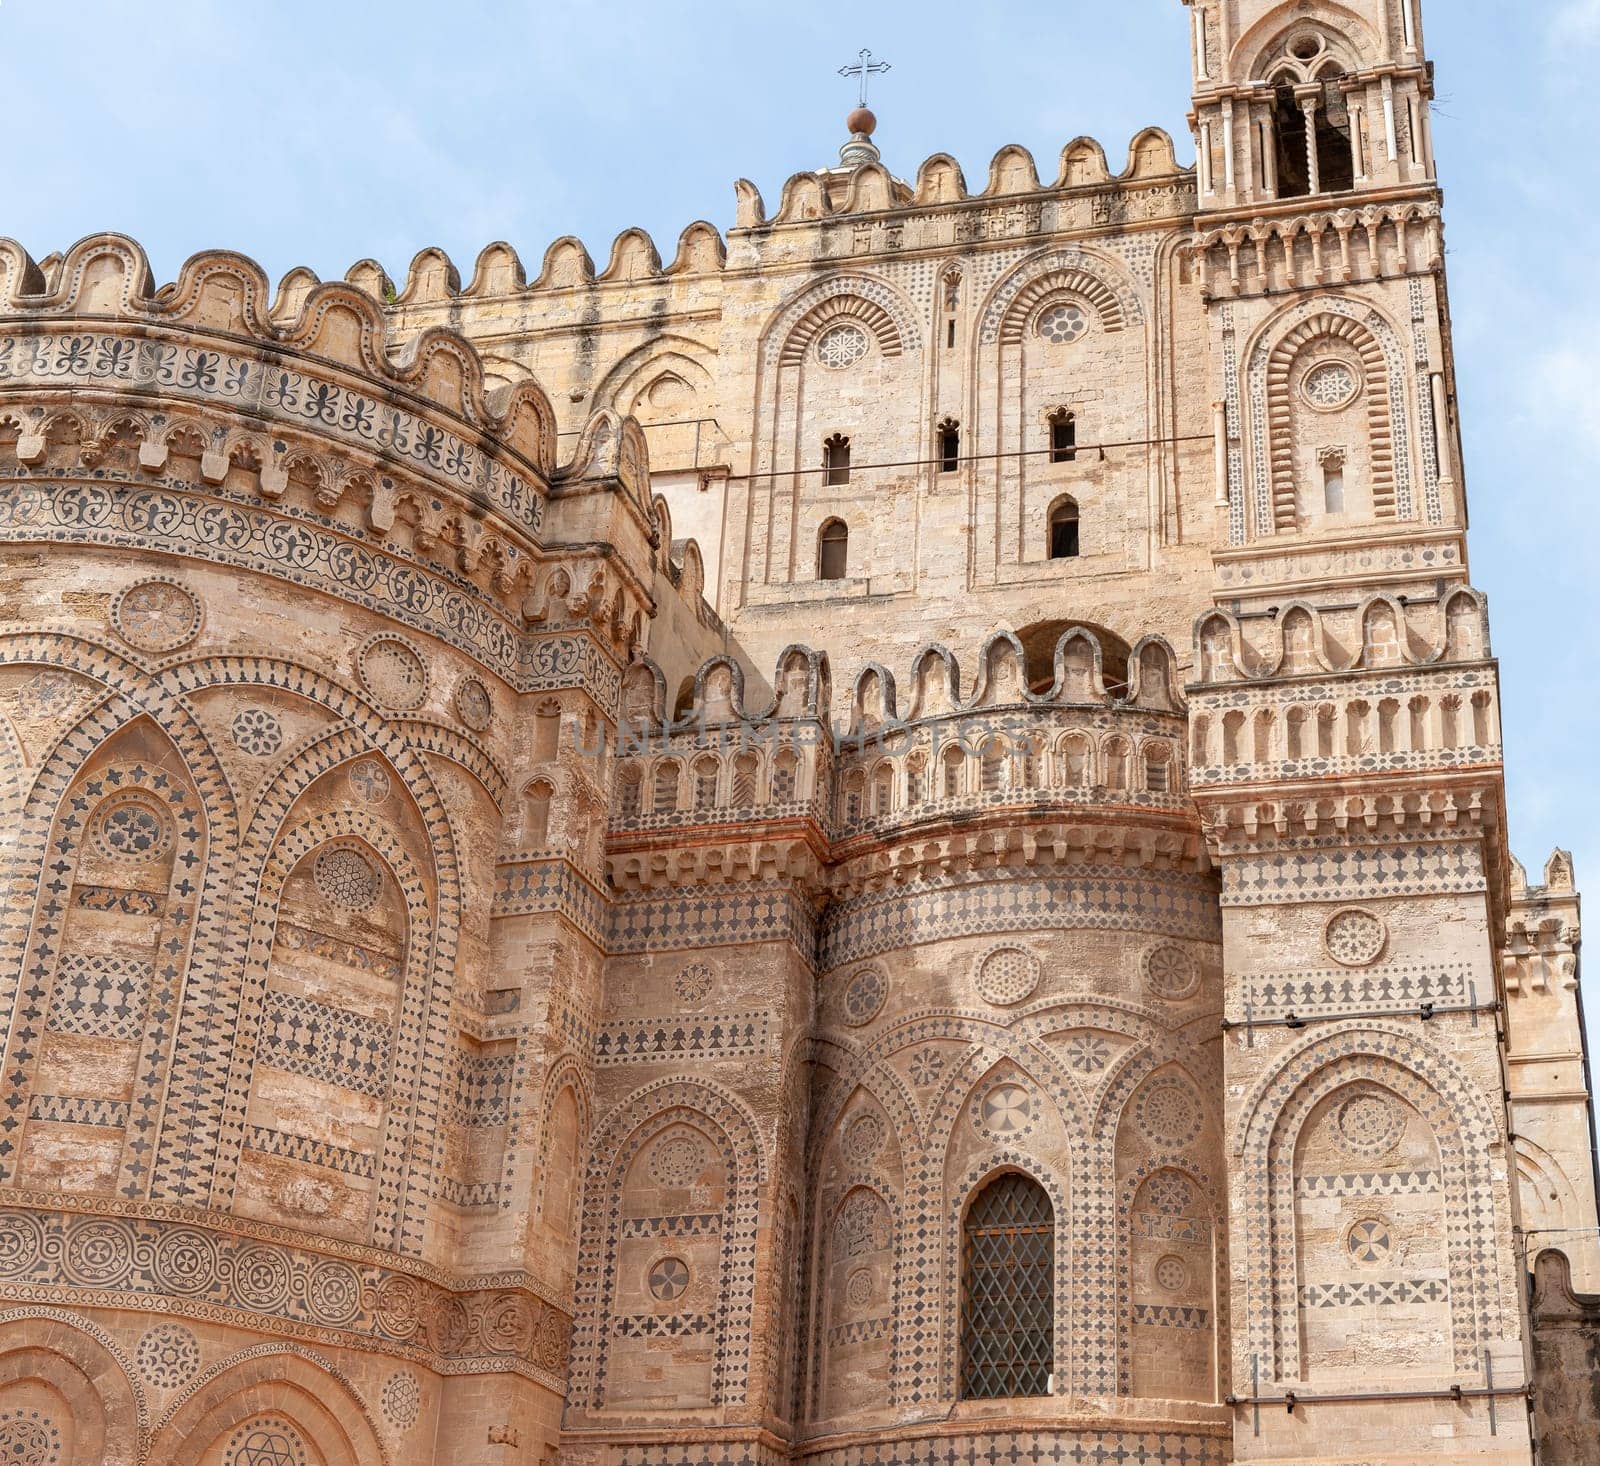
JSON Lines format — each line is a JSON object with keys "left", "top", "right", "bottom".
{"left": 0, "top": 1, "right": 1593, "bottom": 1463}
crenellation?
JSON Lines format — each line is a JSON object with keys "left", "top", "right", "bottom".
{"left": 0, "top": 1, "right": 1590, "bottom": 1461}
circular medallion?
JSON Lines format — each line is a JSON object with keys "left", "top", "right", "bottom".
{"left": 1324, "top": 907, "right": 1387, "bottom": 967}
{"left": 374, "top": 1275, "right": 422, "bottom": 1337}
{"left": 1036, "top": 302, "right": 1089, "bottom": 344}
{"left": 908, "top": 1048, "right": 945, "bottom": 1089}
{"left": 974, "top": 944, "right": 1041, "bottom": 1006}
{"left": 1335, "top": 1088, "right": 1407, "bottom": 1159}
{"left": 63, "top": 1219, "right": 132, "bottom": 1286}
{"left": 648, "top": 1256, "right": 690, "bottom": 1301}
{"left": 972, "top": 1080, "right": 1036, "bottom": 1140}
{"left": 1301, "top": 359, "right": 1360, "bottom": 411}
{"left": 136, "top": 1323, "right": 200, "bottom": 1391}
{"left": 312, "top": 845, "right": 383, "bottom": 911}
{"left": 230, "top": 707, "right": 283, "bottom": 759}
{"left": 841, "top": 966, "right": 888, "bottom": 1027}
{"left": 91, "top": 794, "right": 173, "bottom": 865}
{"left": 153, "top": 1227, "right": 216, "bottom": 1296}
{"left": 348, "top": 759, "right": 392, "bottom": 804}
{"left": 1143, "top": 942, "right": 1201, "bottom": 1001}
{"left": 1134, "top": 1076, "right": 1205, "bottom": 1150}
{"left": 0, "top": 1411, "right": 60, "bottom": 1466}
{"left": 648, "top": 1132, "right": 707, "bottom": 1188}
{"left": 233, "top": 1243, "right": 293, "bottom": 1311}
{"left": 358, "top": 635, "right": 428, "bottom": 710}
{"left": 846, "top": 1268, "right": 875, "bottom": 1307}
{"left": 673, "top": 962, "right": 713, "bottom": 1005}
{"left": 308, "top": 1258, "right": 363, "bottom": 1325}
{"left": 1154, "top": 1255, "right": 1189, "bottom": 1293}
{"left": 1347, "top": 1217, "right": 1393, "bottom": 1266}
{"left": 380, "top": 1370, "right": 421, "bottom": 1431}
{"left": 817, "top": 323, "right": 869, "bottom": 369}
{"left": 0, "top": 1212, "right": 44, "bottom": 1275}
{"left": 111, "top": 578, "right": 202, "bottom": 653}
{"left": 454, "top": 676, "right": 493, "bottom": 732}
{"left": 842, "top": 1112, "right": 886, "bottom": 1164}
{"left": 483, "top": 1293, "right": 534, "bottom": 1353}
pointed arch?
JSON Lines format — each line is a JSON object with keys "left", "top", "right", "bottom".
{"left": 769, "top": 274, "right": 921, "bottom": 366}
{"left": 150, "top": 1344, "right": 388, "bottom": 1466}
{"left": 569, "top": 1076, "right": 766, "bottom": 1416}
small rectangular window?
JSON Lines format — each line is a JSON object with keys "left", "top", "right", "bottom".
{"left": 947, "top": 319, "right": 957, "bottom": 349}
{"left": 823, "top": 434, "right": 851, "bottom": 487}
{"left": 940, "top": 425, "right": 960, "bottom": 473}
{"left": 1049, "top": 414, "right": 1076, "bottom": 464}
{"left": 1323, "top": 466, "right": 1345, "bottom": 515}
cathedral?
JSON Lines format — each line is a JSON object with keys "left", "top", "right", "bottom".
{"left": 0, "top": 0, "right": 1596, "bottom": 1462}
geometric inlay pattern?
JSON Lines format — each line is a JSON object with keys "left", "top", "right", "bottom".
{"left": 1134, "top": 1076, "right": 1204, "bottom": 1149}
{"left": 0, "top": 1409, "right": 60, "bottom": 1465}
{"left": 136, "top": 1321, "right": 201, "bottom": 1390}
{"left": 312, "top": 845, "right": 384, "bottom": 911}
{"left": 222, "top": 1417, "right": 309, "bottom": 1466}
{"left": 358, "top": 635, "right": 429, "bottom": 710}
{"left": 380, "top": 1370, "right": 421, "bottom": 1430}
{"left": 1142, "top": 942, "right": 1201, "bottom": 1000}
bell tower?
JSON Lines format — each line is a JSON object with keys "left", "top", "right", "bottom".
{"left": 1184, "top": 0, "right": 1433, "bottom": 208}
{"left": 1182, "top": 5, "right": 1540, "bottom": 1463}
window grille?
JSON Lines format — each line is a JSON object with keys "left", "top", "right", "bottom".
{"left": 960, "top": 1172, "right": 1055, "bottom": 1399}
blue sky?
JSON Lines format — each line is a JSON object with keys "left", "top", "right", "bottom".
{"left": 0, "top": 1, "right": 1594, "bottom": 935}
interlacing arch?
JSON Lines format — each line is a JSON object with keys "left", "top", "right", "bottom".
{"left": 1266, "top": 310, "right": 1395, "bottom": 528}
{"left": 570, "top": 1076, "right": 766, "bottom": 1413}
{"left": 1235, "top": 1024, "right": 1505, "bottom": 1381}
{"left": 216, "top": 760, "right": 443, "bottom": 1252}
{"left": 0, "top": 1308, "right": 146, "bottom": 1466}
{"left": 150, "top": 1343, "right": 388, "bottom": 1466}
{"left": 0, "top": 693, "right": 234, "bottom": 1197}
{"left": 1112, "top": 1157, "right": 1229, "bottom": 1399}
{"left": 0, "top": 633, "right": 468, "bottom": 1239}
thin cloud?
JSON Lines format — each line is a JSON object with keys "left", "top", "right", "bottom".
{"left": 1551, "top": 0, "right": 1600, "bottom": 45}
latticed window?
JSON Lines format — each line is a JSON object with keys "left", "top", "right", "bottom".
{"left": 960, "top": 1173, "right": 1054, "bottom": 1399}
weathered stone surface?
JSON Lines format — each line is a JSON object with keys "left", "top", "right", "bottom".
{"left": 0, "top": 2, "right": 1591, "bottom": 1464}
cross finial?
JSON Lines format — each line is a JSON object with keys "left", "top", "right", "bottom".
{"left": 838, "top": 47, "right": 891, "bottom": 108}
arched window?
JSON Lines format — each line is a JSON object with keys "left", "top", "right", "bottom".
{"left": 772, "top": 750, "right": 799, "bottom": 801}
{"left": 1271, "top": 70, "right": 1354, "bottom": 198}
{"left": 941, "top": 743, "right": 966, "bottom": 799}
{"left": 617, "top": 764, "right": 643, "bottom": 818}
{"left": 939, "top": 418, "right": 961, "bottom": 473}
{"left": 525, "top": 780, "right": 554, "bottom": 846}
{"left": 653, "top": 760, "right": 680, "bottom": 814}
{"left": 819, "top": 519, "right": 849, "bottom": 581}
{"left": 823, "top": 433, "right": 852, "bottom": 486}
{"left": 692, "top": 755, "right": 718, "bottom": 809}
{"left": 731, "top": 753, "right": 759, "bottom": 806}
{"left": 1048, "top": 409, "right": 1076, "bottom": 464}
{"left": 533, "top": 701, "right": 561, "bottom": 762}
{"left": 980, "top": 739, "right": 1009, "bottom": 793}
{"left": 1048, "top": 498, "right": 1080, "bottom": 560}
{"left": 960, "top": 1172, "right": 1055, "bottom": 1399}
